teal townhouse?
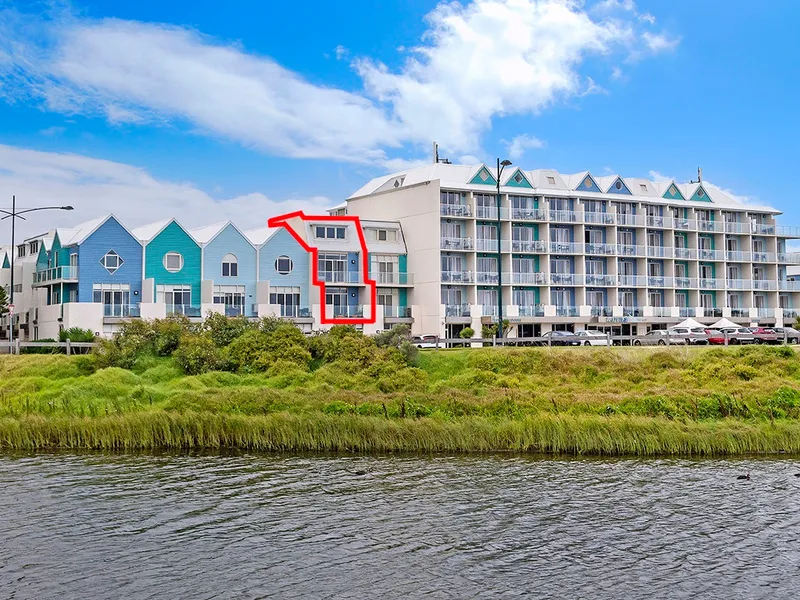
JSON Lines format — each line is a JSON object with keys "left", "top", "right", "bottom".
{"left": 1, "top": 213, "right": 412, "bottom": 339}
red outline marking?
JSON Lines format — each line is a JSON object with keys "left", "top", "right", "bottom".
{"left": 268, "top": 211, "right": 377, "bottom": 325}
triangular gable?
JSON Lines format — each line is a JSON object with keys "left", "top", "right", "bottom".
{"left": 468, "top": 165, "right": 498, "bottom": 186}
{"left": 201, "top": 221, "right": 257, "bottom": 250}
{"left": 2, "top": 253, "right": 9, "bottom": 269}
{"left": 505, "top": 168, "right": 533, "bottom": 189}
{"left": 574, "top": 172, "right": 602, "bottom": 193}
{"left": 662, "top": 181, "right": 685, "bottom": 201}
{"left": 690, "top": 184, "right": 712, "bottom": 202}
{"left": 36, "top": 244, "right": 49, "bottom": 270}
{"left": 606, "top": 176, "right": 632, "bottom": 195}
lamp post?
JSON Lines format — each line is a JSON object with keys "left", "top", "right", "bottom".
{"left": 496, "top": 158, "right": 512, "bottom": 338}
{"left": 1, "top": 196, "right": 74, "bottom": 350}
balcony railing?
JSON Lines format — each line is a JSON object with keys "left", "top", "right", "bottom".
{"left": 441, "top": 271, "right": 474, "bottom": 283}
{"left": 616, "top": 214, "right": 643, "bottom": 226}
{"left": 779, "top": 253, "right": 800, "bottom": 264}
{"left": 371, "top": 272, "right": 413, "bottom": 285}
{"left": 618, "top": 275, "right": 646, "bottom": 287}
{"left": 698, "top": 249, "right": 724, "bottom": 261}
{"left": 752, "top": 223, "right": 775, "bottom": 235}
{"left": 752, "top": 280, "right": 777, "bottom": 291}
{"left": 647, "top": 246, "right": 672, "bottom": 258}
{"left": 510, "top": 208, "right": 546, "bottom": 221}
{"left": 549, "top": 242, "right": 583, "bottom": 254}
{"left": 440, "top": 237, "right": 474, "bottom": 250}
{"left": 591, "top": 306, "right": 614, "bottom": 317}
{"left": 555, "top": 306, "right": 579, "bottom": 317}
{"left": 651, "top": 307, "right": 673, "bottom": 317}
{"left": 673, "top": 218, "right": 695, "bottom": 230}
{"left": 329, "top": 305, "right": 364, "bottom": 318}
{"left": 647, "top": 276, "right": 673, "bottom": 288}
{"left": 383, "top": 306, "right": 413, "bottom": 318}
{"left": 701, "top": 308, "right": 723, "bottom": 318}
{"left": 779, "top": 280, "right": 800, "bottom": 291}
{"left": 622, "top": 307, "right": 643, "bottom": 317}
{"left": 776, "top": 226, "right": 800, "bottom": 238}
{"left": 511, "top": 272, "right": 546, "bottom": 285}
{"left": 475, "top": 206, "right": 508, "bottom": 220}
{"left": 33, "top": 266, "right": 79, "bottom": 285}
{"left": 585, "top": 243, "right": 616, "bottom": 256}
{"left": 674, "top": 247, "right": 696, "bottom": 259}
{"left": 318, "top": 270, "right": 362, "bottom": 284}
{"left": 103, "top": 304, "right": 140, "bottom": 318}
{"left": 646, "top": 216, "right": 673, "bottom": 228}
{"left": 616, "top": 244, "right": 645, "bottom": 257}
{"left": 585, "top": 274, "right": 616, "bottom": 286}
{"left": 699, "top": 278, "right": 722, "bottom": 289}
{"left": 482, "top": 305, "right": 498, "bottom": 317}
{"left": 782, "top": 308, "right": 798, "bottom": 320}
{"left": 756, "top": 308, "right": 774, "bottom": 318}
{"left": 476, "top": 272, "right": 500, "bottom": 284}
{"left": 726, "top": 279, "right": 751, "bottom": 290}
{"left": 698, "top": 220, "right": 722, "bottom": 232}
{"left": 549, "top": 210, "right": 579, "bottom": 223}
{"left": 276, "top": 305, "right": 312, "bottom": 318}
{"left": 475, "top": 238, "right": 510, "bottom": 252}
{"left": 679, "top": 307, "right": 696, "bottom": 317}
{"left": 724, "top": 222, "right": 750, "bottom": 234}
{"left": 440, "top": 204, "right": 472, "bottom": 217}
{"left": 752, "top": 252, "right": 776, "bottom": 263}
{"left": 584, "top": 212, "right": 615, "bottom": 225}
{"left": 511, "top": 240, "right": 546, "bottom": 253}
{"left": 549, "top": 273, "right": 583, "bottom": 285}
{"left": 518, "top": 305, "right": 545, "bottom": 317}
{"left": 726, "top": 251, "right": 752, "bottom": 262}
{"left": 730, "top": 308, "right": 749, "bottom": 318}
{"left": 167, "top": 304, "right": 202, "bottom": 317}
{"left": 445, "top": 304, "right": 471, "bottom": 318}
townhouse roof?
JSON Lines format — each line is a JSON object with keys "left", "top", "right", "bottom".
{"left": 243, "top": 226, "right": 280, "bottom": 247}
{"left": 190, "top": 221, "right": 229, "bottom": 245}
{"left": 131, "top": 219, "right": 174, "bottom": 243}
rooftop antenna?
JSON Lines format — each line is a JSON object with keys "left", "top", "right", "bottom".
{"left": 698, "top": 167, "right": 702, "bottom": 183}
{"left": 433, "top": 141, "right": 439, "bottom": 164}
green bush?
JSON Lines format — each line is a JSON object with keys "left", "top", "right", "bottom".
{"left": 174, "top": 333, "right": 221, "bottom": 375}
{"left": 21, "top": 338, "right": 60, "bottom": 355}
{"left": 59, "top": 327, "right": 95, "bottom": 343}
{"left": 151, "top": 316, "right": 193, "bottom": 356}
{"left": 203, "top": 312, "right": 254, "bottom": 347}
{"left": 459, "top": 327, "right": 475, "bottom": 339}
{"left": 224, "top": 326, "right": 311, "bottom": 373}
{"left": 374, "top": 324, "right": 418, "bottom": 364}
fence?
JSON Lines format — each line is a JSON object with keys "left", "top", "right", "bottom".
{"left": 0, "top": 340, "right": 98, "bottom": 356}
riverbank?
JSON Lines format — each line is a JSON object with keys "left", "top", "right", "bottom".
{"left": 2, "top": 345, "right": 800, "bottom": 455}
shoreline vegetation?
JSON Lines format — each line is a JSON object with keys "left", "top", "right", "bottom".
{"left": 3, "top": 316, "right": 800, "bottom": 456}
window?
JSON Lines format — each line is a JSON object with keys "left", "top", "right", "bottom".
{"left": 16, "top": 245, "right": 26, "bottom": 258}
{"left": 547, "top": 176, "right": 556, "bottom": 185}
{"left": 222, "top": 253, "right": 238, "bottom": 277}
{"left": 93, "top": 283, "right": 131, "bottom": 317}
{"left": 584, "top": 177, "right": 593, "bottom": 188}
{"left": 586, "top": 259, "right": 604, "bottom": 275}
{"left": 648, "top": 262, "right": 663, "bottom": 277}
{"left": 640, "top": 184, "right": 647, "bottom": 192}
{"left": 514, "top": 172, "right": 524, "bottom": 184}
{"left": 699, "top": 264, "right": 713, "bottom": 279}
{"left": 617, "top": 230, "right": 634, "bottom": 246}
{"left": 649, "top": 292, "right": 663, "bottom": 307}
{"left": 156, "top": 285, "right": 193, "bottom": 315}
{"left": 669, "top": 184, "right": 678, "bottom": 196}
{"left": 441, "top": 254, "right": 464, "bottom": 273}
{"left": 213, "top": 285, "right": 246, "bottom": 315}
{"left": 675, "top": 263, "right": 687, "bottom": 278}
{"left": 552, "top": 227, "right": 570, "bottom": 243}
{"left": 586, "top": 229, "right": 603, "bottom": 244}
{"left": 477, "top": 257, "right": 497, "bottom": 273}
{"left": 371, "top": 255, "right": 399, "bottom": 283}
{"left": 325, "top": 287, "right": 349, "bottom": 317}
{"left": 100, "top": 250, "right": 124, "bottom": 275}
{"left": 513, "top": 289, "right": 537, "bottom": 307}
{"left": 29, "top": 241, "right": 39, "bottom": 254}
{"left": 477, "top": 224, "right": 498, "bottom": 240}
{"left": 318, "top": 252, "right": 347, "bottom": 282}
{"left": 270, "top": 286, "right": 302, "bottom": 317}
{"left": 163, "top": 252, "right": 183, "bottom": 273}
{"left": 697, "top": 188, "right": 705, "bottom": 198}
{"left": 441, "top": 287, "right": 465, "bottom": 305}
{"left": 615, "top": 181, "right": 623, "bottom": 190}
{"left": 478, "top": 288, "right": 498, "bottom": 306}
{"left": 513, "top": 257, "right": 537, "bottom": 274}
{"left": 314, "top": 226, "right": 347, "bottom": 240}
{"left": 275, "top": 256, "right": 293, "bottom": 275}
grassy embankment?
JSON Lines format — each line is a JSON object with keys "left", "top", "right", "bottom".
{"left": 3, "top": 345, "right": 800, "bottom": 455}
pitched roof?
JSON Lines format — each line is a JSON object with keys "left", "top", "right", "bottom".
{"left": 243, "top": 226, "right": 280, "bottom": 246}
{"left": 190, "top": 221, "right": 229, "bottom": 245}
{"left": 131, "top": 219, "right": 173, "bottom": 243}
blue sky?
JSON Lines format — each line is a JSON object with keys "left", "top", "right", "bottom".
{"left": 0, "top": 0, "right": 798, "bottom": 239}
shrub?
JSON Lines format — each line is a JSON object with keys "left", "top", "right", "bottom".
{"left": 374, "top": 324, "right": 418, "bottom": 364}
{"left": 224, "top": 326, "right": 311, "bottom": 373}
{"left": 21, "top": 338, "right": 60, "bottom": 355}
{"left": 151, "top": 316, "right": 193, "bottom": 356}
{"left": 203, "top": 312, "right": 254, "bottom": 347}
{"left": 459, "top": 327, "right": 475, "bottom": 339}
{"left": 174, "top": 333, "right": 221, "bottom": 375}
{"left": 59, "top": 327, "right": 95, "bottom": 343}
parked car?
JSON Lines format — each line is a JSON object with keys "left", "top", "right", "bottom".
{"left": 412, "top": 335, "right": 439, "bottom": 348}
{"left": 574, "top": 330, "right": 610, "bottom": 346}
{"left": 537, "top": 331, "right": 581, "bottom": 346}
{"left": 718, "top": 327, "right": 756, "bottom": 344}
{"left": 667, "top": 327, "right": 709, "bottom": 345}
{"left": 748, "top": 327, "right": 779, "bottom": 344}
{"left": 773, "top": 327, "right": 800, "bottom": 344}
{"left": 633, "top": 329, "right": 683, "bottom": 346}
{"left": 704, "top": 329, "right": 726, "bottom": 345}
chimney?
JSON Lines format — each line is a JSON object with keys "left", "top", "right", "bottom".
{"left": 433, "top": 142, "right": 439, "bottom": 164}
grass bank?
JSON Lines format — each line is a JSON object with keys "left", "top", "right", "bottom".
{"left": 3, "top": 345, "right": 800, "bottom": 455}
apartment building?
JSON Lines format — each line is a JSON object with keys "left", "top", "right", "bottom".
{"left": 345, "top": 162, "right": 800, "bottom": 338}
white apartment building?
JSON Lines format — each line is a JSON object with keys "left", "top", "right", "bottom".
{"left": 345, "top": 162, "right": 800, "bottom": 338}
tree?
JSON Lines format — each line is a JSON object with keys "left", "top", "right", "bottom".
{"left": 0, "top": 285, "right": 8, "bottom": 318}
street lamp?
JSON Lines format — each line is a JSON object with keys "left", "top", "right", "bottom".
{"left": 1, "top": 196, "right": 74, "bottom": 348}
{"left": 496, "top": 158, "right": 512, "bottom": 338}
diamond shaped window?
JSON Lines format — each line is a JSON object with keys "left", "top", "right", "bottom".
{"left": 100, "top": 250, "right": 124, "bottom": 275}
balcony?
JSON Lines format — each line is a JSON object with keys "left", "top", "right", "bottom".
{"left": 674, "top": 248, "right": 696, "bottom": 259}
{"left": 476, "top": 272, "right": 500, "bottom": 284}
{"left": 730, "top": 308, "right": 749, "bottom": 318}
{"left": 617, "top": 244, "right": 645, "bottom": 257}
{"left": 475, "top": 206, "right": 508, "bottom": 220}
{"left": 441, "top": 271, "right": 474, "bottom": 283}
{"left": 511, "top": 240, "right": 546, "bottom": 253}
{"left": 752, "top": 280, "right": 777, "bottom": 291}
{"left": 584, "top": 212, "right": 615, "bottom": 225}
{"left": 549, "top": 242, "right": 583, "bottom": 254}
{"left": 33, "top": 266, "right": 78, "bottom": 285}
{"left": 646, "top": 216, "right": 673, "bottom": 228}
{"left": 591, "top": 306, "right": 614, "bottom": 317}
{"left": 699, "top": 278, "right": 722, "bottom": 289}
{"left": 618, "top": 275, "right": 646, "bottom": 287}
{"left": 756, "top": 308, "right": 774, "bottom": 318}
{"left": 445, "top": 304, "right": 471, "bottom": 318}
{"left": 371, "top": 272, "right": 413, "bottom": 285}
{"left": 701, "top": 308, "right": 723, "bottom": 318}
{"left": 622, "top": 307, "right": 643, "bottom": 317}
{"left": 698, "top": 249, "right": 724, "bottom": 261}
{"left": 318, "top": 271, "right": 362, "bottom": 284}
{"left": 647, "top": 246, "right": 673, "bottom": 258}
{"left": 651, "top": 307, "right": 673, "bottom": 318}
{"left": 585, "top": 243, "right": 616, "bottom": 256}
{"left": 475, "top": 238, "right": 509, "bottom": 252}
{"left": 782, "top": 308, "right": 798, "bottom": 320}
{"left": 383, "top": 306, "right": 413, "bottom": 319}
{"left": 752, "top": 223, "right": 775, "bottom": 235}
{"left": 779, "top": 280, "right": 800, "bottom": 291}
{"left": 585, "top": 274, "right": 616, "bottom": 286}
{"left": 616, "top": 214, "right": 643, "bottom": 226}
{"left": 440, "top": 237, "right": 474, "bottom": 251}
{"left": 675, "top": 277, "right": 696, "bottom": 288}
{"left": 482, "top": 305, "right": 499, "bottom": 317}
{"left": 518, "top": 305, "right": 545, "bottom": 317}
{"left": 679, "top": 307, "right": 696, "bottom": 317}
{"left": 726, "top": 251, "right": 752, "bottom": 262}
{"left": 510, "top": 208, "right": 546, "bottom": 221}
{"left": 698, "top": 220, "right": 722, "bottom": 232}
{"left": 511, "top": 272, "right": 546, "bottom": 285}
{"left": 103, "top": 304, "right": 140, "bottom": 318}
{"left": 167, "top": 304, "right": 202, "bottom": 317}
{"left": 776, "top": 226, "right": 800, "bottom": 238}
{"left": 724, "top": 222, "right": 750, "bottom": 234}
{"left": 647, "top": 276, "right": 673, "bottom": 288}
{"left": 673, "top": 218, "right": 695, "bottom": 230}
{"left": 329, "top": 305, "right": 364, "bottom": 318}
{"left": 726, "top": 279, "right": 751, "bottom": 290}
{"left": 549, "top": 210, "right": 579, "bottom": 223}
{"left": 778, "top": 253, "right": 800, "bottom": 264}
{"left": 440, "top": 204, "right": 472, "bottom": 217}
{"left": 549, "top": 273, "right": 582, "bottom": 285}
{"left": 555, "top": 306, "right": 579, "bottom": 317}
{"left": 275, "top": 305, "right": 312, "bottom": 318}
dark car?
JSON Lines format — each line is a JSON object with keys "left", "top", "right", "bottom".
{"left": 773, "top": 327, "right": 800, "bottom": 344}
{"left": 749, "top": 327, "right": 779, "bottom": 344}
{"left": 537, "top": 331, "right": 581, "bottom": 346}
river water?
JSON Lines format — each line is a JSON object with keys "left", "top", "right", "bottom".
{"left": 2, "top": 453, "right": 800, "bottom": 599}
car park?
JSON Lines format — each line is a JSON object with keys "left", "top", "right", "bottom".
{"left": 773, "top": 327, "right": 800, "bottom": 344}
{"left": 633, "top": 330, "right": 683, "bottom": 346}
{"left": 537, "top": 331, "right": 581, "bottom": 346}
{"left": 748, "top": 327, "right": 779, "bottom": 344}
{"left": 704, "top": 329, "right": 726, "bottom": 345}
{"left": 666, "top": 327, "right": 709, "bottom": 345}
{"left": 718, "top": 327, "right": 756, "bottom": 344}
{"left": 574, "top": 330, "right": 610, "bottom": 346}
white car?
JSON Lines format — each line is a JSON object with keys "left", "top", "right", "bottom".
{"left": 573, "top": 330, "right": 610, "bottom": 346}
{"left": 412, "top": 335, "right": 439, "bottom": 348}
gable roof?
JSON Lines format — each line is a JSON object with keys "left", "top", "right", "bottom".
{"left": 131, "top": 219, "right": 174, "bottom": 243}
{"left": 243, "top": 226, "right": 280, "bottom": 247}
{"left": 503, "top": 167, "right": 533, "bottom": 188}
{"left": 468, "top": 164, "right": 498, "bottom": 186}
{"left": 190, "top": 221, "right": 229, "bottom": 245}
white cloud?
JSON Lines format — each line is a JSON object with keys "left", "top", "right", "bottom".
{"left": 39, "top": 125, "right": 65, "bottom": 136}
{"left": 334, "top": 45, "right": 349, "bottom": 60}
{"left": 0, "top": 1, "right": 678, "bottom": 165}
{"left": 504, "top": 134, "right": 545, "bottom": 159}
{"left": 648, "top": 170, "right": 673, "bottom": 183}
{"left": 593, "top": 0, "right": 637, "bottom": 13}
{"left": 639, "top": 13, "right": 656, "bottom": 24}
{"left": 0, "top": 144, "right": 331, "bottom": 240}
{"left": 611, "top": 66, "right": 623, "bottom": 80}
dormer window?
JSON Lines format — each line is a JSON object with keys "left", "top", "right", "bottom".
{"left": 547, "top": 176, "right": 556, "bottom": 184}
{"left": 17, "top": 245, "right": 26, "bottom": 258}
{"left": 640, "top": 184, "right": 647, "bottom": 192}
{"left": 315, "top": 226, "right": 346, "bottom": 240}
{"left": 29, "top": 241, "right": 39, "bottom": 254}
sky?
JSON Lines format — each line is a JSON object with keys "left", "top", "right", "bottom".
{"left": 0, "top": 0, "right": 798, "bottom": 241}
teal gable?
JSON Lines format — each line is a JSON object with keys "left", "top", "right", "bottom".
{"left": 690, "top": 185, "right": 713, "bottom": 203}
{"left": 1, "top": 253, "right": 8, "bottom": 269}
{"left": 662, "top": 182, "right": 685, "bottom": 201}
{"left": 144, "top": 220, "right": 202, "bottom": 304}
{"left": 505, "top": 168, "right": 533, "bottom": 189}
{"left": 607, "top": 177, "right": 632, "bottom": 195}
{"left": 574, "top": 173, "right": 602, "bottom": 193}
{"left": 202, "top": 223, "right": 257, "bottom": 311}
{"left": 259, "top": 228, "right": 310, "bottom": 308}
{"left": 469, "top": 165, "right": 498, "bottom": 186}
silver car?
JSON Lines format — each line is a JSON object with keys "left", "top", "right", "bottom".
{"left": 718, "top": 327, "right": 756, "bottom": 344}
{"left": 633, "top": 330, "right": 684, "bottom": 346}
{"left": 666, "top": 327, "right": 709, "bottom": 345}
